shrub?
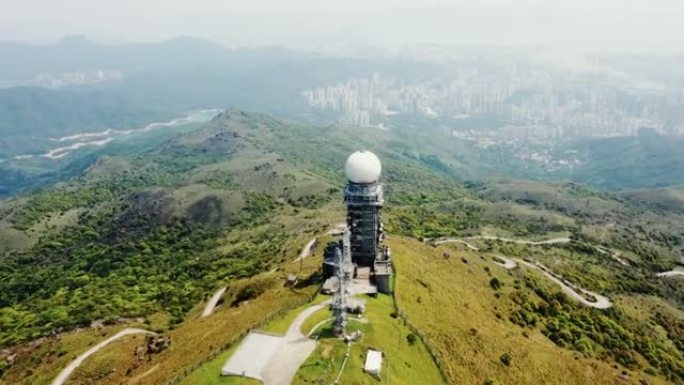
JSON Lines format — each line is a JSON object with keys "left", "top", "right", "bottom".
{"left": 406, "top": 333, "right": 418, "bottom": 345}
{"left": 490, "top": 277, "right": 502, "bottom": 290}
{"left": 500, "top": 352, "right": 512, "bottom": 366}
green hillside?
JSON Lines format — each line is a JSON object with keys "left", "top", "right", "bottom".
{"left": 0, "top": 110, "right": 682, "bottom": 384}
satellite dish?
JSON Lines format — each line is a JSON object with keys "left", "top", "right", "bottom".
{"left": 345, "top": 151, "right": 382, "bottom": 184}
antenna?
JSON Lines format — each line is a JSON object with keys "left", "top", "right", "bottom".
{"left": 332, "top": 228, "right": 353, "bottom": 336}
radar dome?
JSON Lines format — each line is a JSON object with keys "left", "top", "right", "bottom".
{"left": 345, "top": 151, "right": 382, "bottom": 184}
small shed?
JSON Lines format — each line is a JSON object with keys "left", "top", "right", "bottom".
{"left": 321, "top": 276, "right": 340, "bottom": 294}
{"left": 286, "top": 274, "right": 298, "bottom": 287}
{"left": 346, "top": 298, "right": 366, "bottom": 314}
{"left": 363, "top": 349, "right": 383, "bottom": 378}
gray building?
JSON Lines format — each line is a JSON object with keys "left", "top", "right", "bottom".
{"left": 343, "top": 151, "right": 393, "bottom": 294}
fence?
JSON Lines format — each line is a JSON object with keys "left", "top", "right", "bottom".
{"left": 389, "top": 260, "right": 451, "bottom": 385}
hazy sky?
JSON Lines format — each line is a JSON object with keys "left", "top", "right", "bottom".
{"left": 1, "top": 0, "right": 683, "bottom": 53}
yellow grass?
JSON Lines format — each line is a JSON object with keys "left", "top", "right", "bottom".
{"left": 389, "top": 236, "right": 670, "bottom": 385}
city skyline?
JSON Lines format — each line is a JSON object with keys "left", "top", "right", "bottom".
{"left": 301, "top": 69, "right": 683, "bottom": 141}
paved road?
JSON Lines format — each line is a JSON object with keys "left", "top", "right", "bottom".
{"left": 595, "top": 246, "right": 630, "bottom": 266}
{"left": 324, "top": 223, "right": 347, "bottom": 236}
{"left": 657, "top": 267, "right": 684, "bottom": 278}
{"left": 52, "top": 328, "right": 154, "bottom": 385}
{"left": 432, "top": 235, "right": 613, "bottom": 308}
{"left": 468, "top": 235, "right": 571, "bottom": 245}
{"left": 224, "top": 300, "right": 331, "bottom": 385}
{"left": 294, "top": 223, "right": 347, "bottom": 263}
{"left": 261, "top": 301, "right": 330, "bottom": 385}
{"left": 432, "top": 236, "right": 570, "bottom": 250}
{"left": 202, "top": 287, "right": 227, "bottom": 317}
{"left": 514, "top": 259, "right": 612, "bottom": 309}
{"left": 492, "top": 255, "right": 517, "bottom": 269}
{"left": 432, "top": 239, "right": 480, "bottom": 251}
{"left": 295, "top": 238, "right": 318, "bottom": 262}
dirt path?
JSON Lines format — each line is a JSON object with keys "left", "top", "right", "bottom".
{"left": 202, "top": 286, "right": 227, "bottom": 317}
{"left": 52, "top": 328, "right": 154, "bottom": 385}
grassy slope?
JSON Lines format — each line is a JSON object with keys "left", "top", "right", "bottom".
{"left": 0, "top": 234, "right": 323, "bottom": 385}
{"left": 1, "top": 281, "right": 315, "bottom": 385}
{"left": 292, "top": 294, "right": 446, "bottom": 385}
{"left": 1, "top": 110, "right": 683, "bottom": 384}
{"left": 389, "top": 236, "right": 672, "bottom": 385}
{"left": 182, "top": 260, "right": 445, "bottom": 385}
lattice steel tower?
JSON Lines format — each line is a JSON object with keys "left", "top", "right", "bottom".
{"left": 331, "top": 229, "right": 353, "bottom": 336}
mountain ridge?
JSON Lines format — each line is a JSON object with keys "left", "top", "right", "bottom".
{"left": 0, "top": 110, "right": 682, "bottom": 385}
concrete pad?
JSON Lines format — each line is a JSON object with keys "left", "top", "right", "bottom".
{"left": 350, "top": 278, "right": 377, "bottom": 295}
{"left": 221, "top": 301, "right": 331, "bottom": 385}
{"left": 261, "top": 338, "right": 317, "bottom": 385}
{"left": 221, "top": 332, "right": 283, "bottom": 380}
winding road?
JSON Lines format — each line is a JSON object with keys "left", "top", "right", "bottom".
{"left": 202, "top": 287, "right": 228, "bottom": 317}
{"left": 52, "top": 328, "right": 154, "bottom": 385}
{"left": 515, "top": 259, "right": 612, "bottom": 308}
{"left": 434, "top": 236, "right": 630, "bottom": 267}
{"left": 433, "top": 236, "right": 570, "bottom": 249}
{"left": 470, "top": 235, "right": 571, "bottom": 245}
{"left": 657, "top": 267, "right": 684, "bottom": 278}
{"left": 262, "top": 300, "right": 332, "bottom": 385}
{"left": 595, "top": 246, "right": 630, "bottom": 266}
{"left": 294, "top": 223, "right": 347, "bottom": 263}
{"left": 432, "top": 239, "right": 481, "bottom": 251}
{"left": 295, "top": 238, "right": 318, "bottom": 262}
{"left": 433, "top": 236, "right": 613, "bottom": 308}
{"left": 491, "top": 255, "right": 612, "bottom": 309}
{"left": 492, "top": 255, "right": 517, "bottom": 269}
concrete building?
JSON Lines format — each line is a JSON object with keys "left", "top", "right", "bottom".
{"left": 344, "top": 151, "right": 384, "bottom": 267}
{"left": 345, "top": 151, "right": 393, "bottom": 294}
{"left": 322, "top": 151, "right": 393, "bottom": 297}
{"left": 364, "top": 349, "right": 383, "bottom": 379}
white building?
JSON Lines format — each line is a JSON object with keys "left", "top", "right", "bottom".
{"left": 363, "top": 349, "right": 383, "bottom": 378}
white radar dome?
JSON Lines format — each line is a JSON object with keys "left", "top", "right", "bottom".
{"left": 345, "top": 151, "right": 382, "bottom": 184}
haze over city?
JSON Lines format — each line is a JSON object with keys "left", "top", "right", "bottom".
{"left": 1, "top": 2, "right": 684, "bottom": 385}
{"left": 2, "top": 0, "right": 684, "bottom": 53}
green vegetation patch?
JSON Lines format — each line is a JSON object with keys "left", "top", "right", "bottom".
{"left": 293, "top": 294, "right": 446, "bottom": 385}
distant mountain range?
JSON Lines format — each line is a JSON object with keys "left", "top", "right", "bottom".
{"left": 0, "top": 37, "right": 682, "bottom": 199}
